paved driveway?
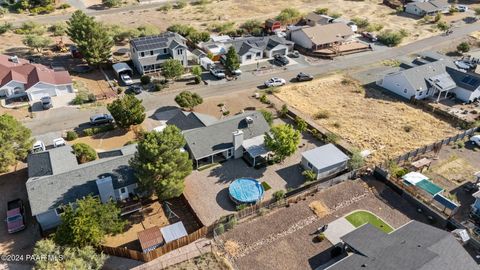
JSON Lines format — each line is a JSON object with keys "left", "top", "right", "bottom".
{"left": 184, "top": 131, "right": 322, "bottom": 226}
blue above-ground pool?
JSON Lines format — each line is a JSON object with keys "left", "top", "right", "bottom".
{"left": 229, "top": 178, "right": 265, "bottom": 204}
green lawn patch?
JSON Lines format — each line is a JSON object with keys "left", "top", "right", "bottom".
{"left": 261, "top": 181, "right": 272, "bottom": 191}
{"left": 345, "top": 210, "right": 393, "bottom": 233}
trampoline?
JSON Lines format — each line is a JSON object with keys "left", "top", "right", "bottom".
{"left": 229, "top": 178, "right": 264, "bottom": 204}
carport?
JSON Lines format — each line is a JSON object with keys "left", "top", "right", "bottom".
{"left": 112, "top": 62, "right": 133, "bottom": 78}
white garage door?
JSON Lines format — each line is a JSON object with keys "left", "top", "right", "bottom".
{"left": 30, "top": 90, "right": 53, "bottom": 101}
{"left": 272, "top": 48, "right": 287, "bottom": 56}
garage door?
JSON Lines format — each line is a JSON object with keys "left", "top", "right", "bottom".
{"left": 272, "top": 48, "right": 287, "bottom": 56}
{"left": 30, "top": 91, "right": 52, "bottom": 101}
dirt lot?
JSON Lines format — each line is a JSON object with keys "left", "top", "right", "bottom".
{"left": 0, "top": 164, "right": 41, "bottom": 263}
{"left": 275, "top": 74, "right": 458, "bottom": 164}
{"left": 165, "top": 252, "right": 229, "bottom": 270}
{"left": 71, "top": 128, "right": 138, "bottom": 152}
{"left": 217, "top": 179, "right": 418, "bottom": 270}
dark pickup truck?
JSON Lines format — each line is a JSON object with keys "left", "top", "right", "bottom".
{"left": 6, "top": 199, "right": 26, "bottom": 234}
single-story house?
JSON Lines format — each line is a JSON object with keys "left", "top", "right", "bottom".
{"left": 0, "top": 55, "right": 73, "bottom": 101}
{"left": 26, "top": 144, "right": 139, "bottom": 231}
{"left": 183, "top": 111, "right": 270, "bottom": 168}
{"left": 377, "top": 53, "right": 480, "bottom": 103}
{"left": 290, "top": 23, "right": 354, "bottom": 51}
{"left": 325, "top": 220, "right": 478, "bottom": 270}
{"left": 300, "top": 144, "right": 350, "bottom": 180}
{"left": 130, "top": 32, "right": 188, "bottom": 75}
{"left": 405, "top": 0, "right": 450, "bottom": 16}
{"left": 201, "top": 36, "right": 294, "bottom": 65}
{"left": 153, "top": 107, "right": 217, "bottom": 131}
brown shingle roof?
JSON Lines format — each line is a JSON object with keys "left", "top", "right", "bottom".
{"left": 300, "top": 23, "right": 353, "bottom": 46}
{"left": 137, "top": 226, "right": 164, "bottom": 251}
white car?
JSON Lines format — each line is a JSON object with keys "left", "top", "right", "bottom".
{"left": 457, "top": 5, "right": 468, "bottom": 12}
{"left": 32, "top": 140, "right": 46, "bottom": 153}
{"left": 120, "top": 74, "right": 133, "bottom": 85}
{"left": 471, "top": 135, "right": 480, "bottom": 146}
{"left": 264, "top": 77, "right": 286, "bottom": 87}
{"left": 210, "top": 67, "right": 226, "bottom": 79}
{"left": 53, "top": 138, "right": 66, "bottom": 148}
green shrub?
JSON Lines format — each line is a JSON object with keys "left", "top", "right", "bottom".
{"left": 175, "top": 0, "right": 187, "bottom": 8}
{"left": 65, "top": 131, "right": 78, "bottom": 141}
{"left": 57, "top": 3, "right": 70, "bottom": 9}
{"left": 348, "top": 148, "right": 364, "bottom": 170}
{"left": 72, "top": 143, "right": 97, "bottom": 163}
{"left": 259, "top": 94, "right": 270, "bottom": 104}
{"left": 273, "top": 190, "right": 286, "bottom": 201}
{"left": 48, "top": 23, "right": 67, "bottom": 36}
{"left": 324, "top": 132, "right": 340, "bottom": 143}
{"left": 365, "top": 23, "right": 383, "bottom": 32}
{"left": 215, "top": 223, "right": 225, "bottom": 235}
{"left": 302, "top": 170, "right": 317, "bottom": 182}
{"left": 83, "top": 124, "right": 115, "bottom": 136}
{"left": 157, "top": 3, "right": 172, "bottom": 11}
{"left": 153, "top": 83, "right": 165, "bottom": 92}
{"left": 236, "top": 204, "right": 247, "bottom": 211}
{"left": 276, "top": 8, "right": 301, "bottom": 24}
{"left": 194, "top": 75, "right": 202, "bottom": 84}
{"left": 295, "top": 116, "right": 307, "bottom": 132}
{"left": 329, "top": 12, "right": 342, "bottom": 19}
{"left": 317, "top": 233, "right": 326, "bottom": 242}
{"left": 393, "top": 167, "right": 408, "bottom": 178}
{"left": 377, "top": 30, "right": 405, "bottom": 47}
{"left": 454, "top": 141, "right": 465, "bottom": 149}
{"left": 351, "top": 17, "right": 369, "bottom": 29}
{"left": 261, "top": 181, "right": 272, "bottom": 191}
{"left": 279, "top": 104, "right": 288, "bottom": 118}
{"left": 14, "top": 21, "right": 45, "bottom": 35}
{"left": 140, "top": 75, "right": 151, "bottom": 85}
{"left": 457, "top": 42, "right": 470, "bottom": 53}
{"left": 315, "top": 7, "right": 328, "bottom": 15}
{"left": 261, "top": 109, "right": 273, "bottom": 126}
{"left": 0, "top": 23, "right": 12, "bottom": 35}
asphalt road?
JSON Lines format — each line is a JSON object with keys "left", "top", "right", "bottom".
{"left": 23, "top": 22, "right": 480, "bottom": 136}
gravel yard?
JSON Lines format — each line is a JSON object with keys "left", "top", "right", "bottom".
{"left": 276, "top": 74, "right": 458, "bottom": 165}
{"left": 184, "top": 124, "right": 323, "bottom": 226}
{"left": 217, "top": 180, "right": 412, "bottom": 270}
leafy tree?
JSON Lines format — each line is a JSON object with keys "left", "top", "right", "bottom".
{"left": 140, "top": 75, "right": 151, "bottom": 85}
{"left": 295, "top": 116, "right": 307, "bottom": 133}
{"left": 276, "top": 8, "right": 301, "bottom": 24}
{"left": 102, "top": 0, "right": 121, "bottom": 7}
{"left": 48, "top": 23, "right": 67, "bottom": 36}
{"left": 457, "top": 42, "right": 470, "bottom": 53}
{"left": 241, "top": 19, "right": 262, "bottom": 33}
{"left": 188, "top": 31, "right": 210, "bottom": 44}
{"left": 264, "top": 124, "right": 301, "bottom": 162}
{"left": 225, "top": 46, "right": 240, "bottom": 71}
{"left": 191, "top": 65, "right": 202, "bottom": 77}
{"left": 351, "top": 17, "right": 369, "bottom": 29}
{"left": 260, "top": 109, "right": 273, "bottom": 126}
{"left": 162, "top": 59, "right": 184, "bottom": 80}
{"left": 279, "top": 104, "right": 288, "bottom": 118}
{"left": 107, "top": 94, "right": 146, "bottom": 129}
{"left": 72, "top": 143, "right": 97, "bottom": 163}
{"left": 67, "top": 11, "right": 114, "bottom": 66}
{"left": 175, "top": 91, "right": 203, "bottom": 110}
{"left": 22, "top": 35, "right": 51, "bottom": 52}
{"left": 34, "top": 239, "right": 106, "bottom": 270}
{"left": 0, "top": 114, "right": 33, "bottom": 173}
{"left": 130, "top": 127, "right": 192, "bottom": 199}
{"left": 433, "top": 13, "right": 442, "bottom": 23}
{"left": 437, "top": 21, "right": 449, "bottom": 31}
{"left": 54, "top": 196, "right": 126, "bottom": 248}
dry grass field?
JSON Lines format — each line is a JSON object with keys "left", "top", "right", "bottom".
{"left": 276, "top": 74, "right": 458, "bottom": 164}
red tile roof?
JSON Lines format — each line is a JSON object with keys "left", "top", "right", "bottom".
{"left": 0, "top": 55, "right": 72, "bottom": 90}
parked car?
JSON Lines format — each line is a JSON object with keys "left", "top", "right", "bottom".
{"left": 32, "top": 140, "right": 46, "bottom": 153}
{"left": 361, "top": 32, "right": 378, "bottom": 42}
{"left": 471, "top": 135, "right": 480, "bottom": 146}
{"left": 127, "top": 85, "right": 142, "bottom": 95}
{"left": 6, "top": 199, "right": 25, "bottom": 234}
{"left": 228, "top": 68, "right": 242, "bottom": 76}
{"left": 120, "top": 74, "right": 134, "bottom": 85}
{"left": 40, "top": 96, "right": 52, "bottom": 110}
{"left": 210, "top": 67, "right": 226, "bottom": 79}
{"left": 296, "top": 72, "right": 314, "bottom": 82}
{"left": 289, "top": 51, "right": 300, "bottom": 58}
{"left": 53, "top": 138, "right": 66, "bottom": 148}
{"left": 273, "top": 54, "right": 289, "bottom": 66}
{"left": 457, "top": 5, "right": 468, "bottom": 12}
{"left": 264, "top": 77, "right": 286, "bottom": 87}
{"left": 89, "top": 114, "right": 114, "bottom": 126}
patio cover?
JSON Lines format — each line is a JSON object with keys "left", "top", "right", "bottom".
{"left": 402, "top": 172, "right": 428, "bottom": 186}
{"left": 417, "top": 179, "right": 443, "bottom": 196}
{"left": 112, "top": 62, "right": 133, "bottom": 76}
{"left": 160, "top": 221, "right": 188, "bottom": 243}
{"left": 433, "top": 194, "right": 457, "bottom": 209}
{"left": 242, "top": 135, "right": 269, "bottom": 158}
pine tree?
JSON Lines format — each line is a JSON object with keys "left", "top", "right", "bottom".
{"left": 225, "top": 46, "right": 240, "bottom": 71}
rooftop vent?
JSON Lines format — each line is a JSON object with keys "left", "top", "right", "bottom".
{"left": 246, "top": 116, "right": 254, "bottom": 125}
{"left": 9, "top": 55, "right": 19, "bottom": 63}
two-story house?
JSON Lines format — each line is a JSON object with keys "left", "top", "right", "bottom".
{"left": 130, "top": 32, "right": 188, "bottom": 75}
{"left": 26, "top": 144, "right": 139, "bottom": 231}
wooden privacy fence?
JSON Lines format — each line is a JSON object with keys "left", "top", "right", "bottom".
{"left": 100, "top": 226, "right": 208, "bottom": 262}
{"left": 385, "top": 127, "right": 478, "bottom": 167}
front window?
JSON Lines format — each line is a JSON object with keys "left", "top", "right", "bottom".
{"left": 307, "top": 162, "right": 313, "bottom": 169}
{"left": 256, "top": 52, "right": 261, "bottom": 57}
{"left": 7, "top": 215, "right": 22, "bottom": 223}
{"left": 177, "top": 49, "right": 183, "bottom": 55}
{"left": 246, "top": 55, "right": 252, "bottom": 60}
{"left": 120, "top": 187, "right": 127, "bottom": 193}
{"left": 164, "top": 48, "right": 167, "bottom": 54}
{"left": 140, "top": 52, "right": 145, "bottom": 57}
{"left": 55, "top": 207, "right": 65, "bottom": 216}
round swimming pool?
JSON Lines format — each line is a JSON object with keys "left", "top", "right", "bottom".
{"left": 229, "top": 178, "right": 264, "bottom": 204}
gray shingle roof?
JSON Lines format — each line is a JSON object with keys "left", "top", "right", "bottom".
{"left": 26, "top": 144, "right": 138, "bottom": 216}
{"left": 301, "top": 144, "right": 349, "bottom": 170}
{"left": 27, "top": 145, "right": 78, "bottom": 178}
{"left": 327, "top": 221, "right": 478, "bottom": 270}
{"left": 397, "top": 59, "right": 456, "bottom": 91}
{"left": 228, "top": 36, "right": 293, "bottom": 56}
{"left": 130, "top": 32, "right": 186, "bottom": 52}
{"left": 183, "top": 111, "right": 270, "bottom": 160}
{"left": 446, "top": 67, "right": 480, "bottom": 92}
{"left": 154, "top": 107, "right": 218, "bottom": 131}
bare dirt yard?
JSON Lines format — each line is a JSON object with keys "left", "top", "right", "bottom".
{"left": 164, "top": 252, "right": 230, "bottom": 270}
{"left": 71, "top": 128, "right": 139, "bottom": 152}
{"left": 275, "top": 74, "right": 458, "bottom": 164}
{"left": 217, "top": 179, "right": 418, "bottom": 270}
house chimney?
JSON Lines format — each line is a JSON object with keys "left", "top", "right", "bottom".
{"left": 232, "top": 130, "right": 244, "bottom": 159}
